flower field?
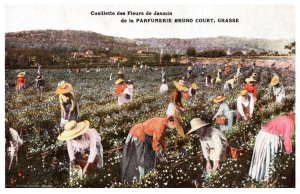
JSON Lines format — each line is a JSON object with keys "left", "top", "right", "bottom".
{"left": 5, "top": 62, "right": 295, "bottom": 188}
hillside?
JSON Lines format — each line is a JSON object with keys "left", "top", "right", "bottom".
{"left": 135, "top": 36, "right": 293, "bottom": 54}
{"left": 5, "top": 30, "right": 293, "bottom": 54}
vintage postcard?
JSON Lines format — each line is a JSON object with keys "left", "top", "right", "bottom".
{"left": 3, "top": 0, "right": 296, "bottom": 189}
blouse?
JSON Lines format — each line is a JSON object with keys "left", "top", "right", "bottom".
{"left": 67, "top": 128, "right": 101, "bottom": 163}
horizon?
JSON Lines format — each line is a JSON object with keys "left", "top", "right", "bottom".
{"left": 5, "top": 29, "right": 295, "bottom": 41}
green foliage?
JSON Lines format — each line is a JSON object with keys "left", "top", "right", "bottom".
{"left": 5, "top": 63, "right": 295, "bottom": 187}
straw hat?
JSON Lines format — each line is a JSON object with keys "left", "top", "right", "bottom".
{"left": 17, "top": 71, "right": 26, "bottom": 78}
{"left": 57, "top": 120, "right": 90, "bottom": 141}
{"left": 186, "top": 118, "right": 209, "bottom": 135}
{"left": 252, "top": 73, "right": 257, "bottom": 77}
{"left": 225, "top": 64, "right": 229, "bottom": 67}
{"left": 118, "top": 71, "right": 123, "bottom": 75}
{"left": 188, "top": 66, "right": 193, "bottom": 71}
{"left": 191, "top": 83, "right": 199, "bottom": 90}
{"left": 173, "top": 81, "right": 189, "bottom": 92}
{"left": 213, "top": 96, "right": 226, "bottom": 103}
{"left": 55, "top": 83, "right": 73, "bottom": 94}
{"left": 270, "top": 76, "right": 280, "bottom": 86}
{"left": 116, "top": 78, "right": 124, "bottom": 85}
{"left": 217, "top": 68, "right": 222, "bottom": 72}
{"left": 245, "top": 77, "right": 256, "bottom": 83}
{"left": 240, "top": 90, "right": 248, "bottom": 96}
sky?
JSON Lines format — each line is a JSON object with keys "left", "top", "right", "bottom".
{"left": 5, "top": 4, "right": 295, "bottom": 40}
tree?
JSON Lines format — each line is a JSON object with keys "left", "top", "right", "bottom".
{"left": 231, "top": 51, "right": 244, "bottom": 56}
{"left": 161, "top": 54, "right": 171, "bottom": 62}
{"left": 284, "top": 42, "right": 295, "bottom": 55}
{"left": 186, "top": 47, "right": 196, "bottom": 57}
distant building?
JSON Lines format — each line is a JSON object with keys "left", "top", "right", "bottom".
{"left": 85, "top": 50, "right": 94, "bottom": 57}
{"left": 110, "top": 56, "right": 127, "bottom": 62}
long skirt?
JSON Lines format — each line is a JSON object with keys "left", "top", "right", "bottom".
{"left": 121, "top": 134, "right": 156, "bottom": 183}
{"left": 248, "top": 130, "right": 283, "bottom": 182}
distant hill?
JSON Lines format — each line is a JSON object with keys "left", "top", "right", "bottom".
{"left": 5, "top": 30, "right": 293, "bottom": 54}
{"left": 135, "top": 36, "right": 293, "bottom": 54}
{"left": 5, "top": 30, "right": 138, "bottom": 53}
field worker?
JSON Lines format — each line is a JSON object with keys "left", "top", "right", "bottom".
{"left": 187, "top": 66, "right": 193, "bottom": 79}
{"left": 270, "top": 75, "right": 285, "bottom": 103}
{"left": 121, "top": 116, "right": 176, "bottom": 183}
{"left": 16, "top": 71, "right": 26, "bottom": 92}
{"left": 115, "top": 78, "right": 130, "bottom": 106}
{"left": 55, "top": 81, "right": 80, "bottom": 128}
{"left": 109, "top": 73, "right": 113, "bottom": 81}
{"left": 236, "top": 90, "right": 254, "bottom": 122}
{"left": 117, "top": 71, "right": 125, "bottom": 79}
{"left": 224, "top": 64, "right": 230, "bottom": 75}
{"left": 252, "top": 61, "right": 256, "bottom": 70}
{"left": 132, "top": 65, "right": 138, "bottom": 73}
{"left": 244, "top": 76, "right": 257, "bottom": 101}
{"left": 37, "top": 63, "right": 42, "bottom": 74}
{"left": 35, "top": 75, "right": 45, "bottom": 99}
{"left": 5, "top": 119, "right": 23, "bottom": 171}
{"left": 124, "top": 80, "right": 134, "bottom": 102}
{"left": 215, "top": 68, "right": 223, "bottom": 84}
{"left": 205, "top": 75, "right": 213, "bottom": 87}
{"left": 173, "top": 80, "right": 190, "bottom": 101}
{"left": 236, "top": 64, "right": 242, "bottom": 76}
{"left": 166, "top": 89, "right": 186, "bottom": 138}
{"left": 212, "top": 96, "right": 234, "bottom": 132}
{"left": 161, "top": 67, "right": 166, "bottom": 82}
{"left": 188, "top": 83, "right": 199, "bottom": 99}
{"left": 223, "top": 76, "right": 238, "bottom": 94}
{"left": 57, "top": 120, "right": 104, "bottom": 176}
{"left": 187, "top": 118, "right": 228, "bottom": 174}
{"left": 159, "top": 80, "right": 168, "bottom": 94}
{"left": 248, "top": 112, "right": 295, "bottom": 182}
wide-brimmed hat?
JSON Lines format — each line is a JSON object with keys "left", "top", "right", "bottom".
{"left": 188, "top": 66, "right": 193, "bottom": 70}
{"left": 118, "top": 71, "right": 123, "bottom": 75}
{"left": 213, "top": 96, "right": 226, "bottom": 103}
{"left": 240, "top": 90, "right": 248, "bottom": 96}
{"left": 270, "top": 76, "right": 280, "bottom": 86}
{"left": 173, "top": 81, "right": 189, "bottom": 92}
{"left": 55, "top": 83, "right": 73, "bottom": 94}
{"left": 245, "top": 77, "right": 256, "bottom": 83}
{"left": 17, "top": 71, "right": 26, "bottom": 78}
{"left": 191, "top": 83, "right": 199, "bottom": 90}
{"left": 186, "top": 118, "right": 210, "bottom": 135}
{"left": 116, "top": 78, "right": 125, "bottom": 85}
{"left": 252, "top": 73, "right": 257, "bottom": 77}
{"left": 57, "top": 120, "right": 90, "bottom": 141}
{"left": 217, "top": 68, "right": 222, "bottom": 72}
{"left": 225, "top": 64, "right": 229, "bottom": 67}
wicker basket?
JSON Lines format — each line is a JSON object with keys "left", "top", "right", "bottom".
{"left": 227, "top": 146, "right": 244, "bottom": 160}
{"left": 215, "top": 116, "right": 227, "bottom": 125}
